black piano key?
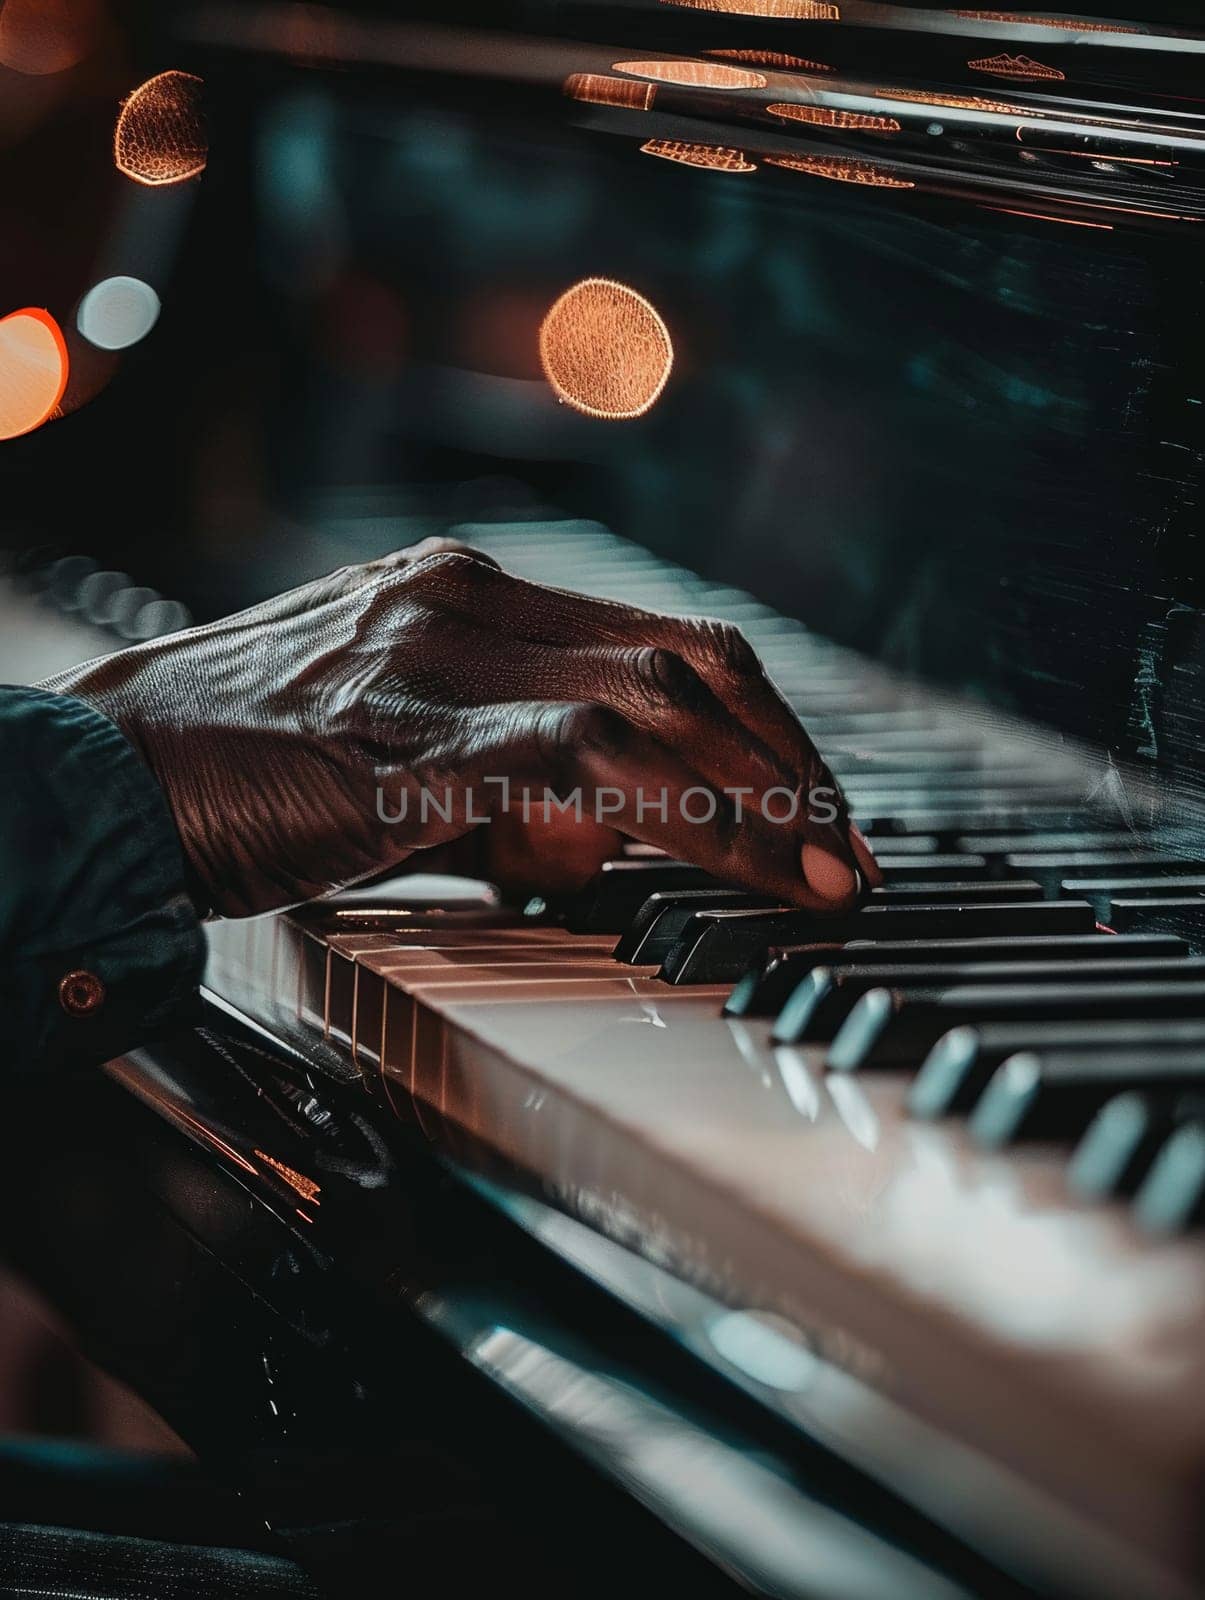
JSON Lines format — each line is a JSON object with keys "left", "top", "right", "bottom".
{"left": 874, "top": 854, "right": 989, "bottom": 882}
{"left": 971, "top": 1050, "right": 1205, "bottom": 1148}
{"left": 1069, "top": 1089, "right": 1205, "bottom": 1199}
{"left": 565, "top": 860, "right": 724, "bottom": 933}
{"left": 1062, "top": 877, "right": 1205, "bottom": 919}
{"left": 958, "top": 831, "right": 1145, "bottom": 860}
{"left": 774, "top": 957, "right": 1205, "bottom": 1046}
{"left": 910, "top": 1020, "right": 1205, "bottom": 1120}
{"left": 664, "top": 900, "right": 1098, "bottom": 986}
{"left": 1006, "top": 852, "right": 1203, "bottom": 896}
{"left": 722, "top": 932, "right": 1187, "bottom": 1019}
{"left": 1133, "top": 1121, "right": 1205, "bottom": 1233}
{"left": 869, "top": 880, "right": 1043, "bottom": 904}
{"left": 614, "top": 889, "right": 783, "bottom": 965}
{"left": 865, "top": 836, "right": 943, "bottom": 856}
{"left": 1108, "top": 898, "right": 1205, "bottom": 946}
{"left": 827, "top": 981, "right": 1205, "bottom": 1073}
{"left": 858, "top": 810, "right": 1099, "bottom": 841}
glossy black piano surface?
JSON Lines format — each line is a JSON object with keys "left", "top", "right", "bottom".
{"left": 2, "top": 3, "right": 1205, "bottom": 1598}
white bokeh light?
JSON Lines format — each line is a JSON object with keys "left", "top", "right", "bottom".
{"left": 77, "top": 276, "right": 161, "bottom": 351}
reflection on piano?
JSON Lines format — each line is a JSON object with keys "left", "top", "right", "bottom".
{"left": 3, "top": 2, "right": 1205, "bottom": 1598}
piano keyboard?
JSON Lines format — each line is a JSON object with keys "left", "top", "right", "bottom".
{"left": 201, "top": 522, "right": 1205, "bottom": 1600}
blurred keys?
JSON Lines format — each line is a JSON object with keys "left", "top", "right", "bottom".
{"left": 1070, "top": 1089, "right": 1205, "bottom": 1198}
{"left": 724, "top": 933, "right": 1185, "bottom": 1019}
{"left": 1008, "top": 853, "right": 1204, "bottom": 896}
{"left": 828, "top": 981, "right": 1205, "bottom": 1072}
{"left": 971, "top": 1049, "right": 1205, "bottom": 1147}
{"left": 1108, "top": 897, "right": 1205, "bottom": 943}
{"left": 873, "top": 854, "right": 989, "bottom": 881}
{"left": 1061, "top": 876, "right": 1205, "bottom": 918}
{"left": 775, "top": 957, "right": 1205, "bottom": 1046}
{"left": 910, "top": 1019, "right": 1205, "bottom": 1119}
{"left": 1134, "top": 1121, "right": 1205, "bottom": 1233}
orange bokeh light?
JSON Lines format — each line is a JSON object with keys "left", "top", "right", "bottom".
{"left": 662, "top": 0, "right": 839, "bottom": 15}
{"left": 114, "top": 70, "right": 207, "bottom": 186}
{"left": 641, "top": 139, "right": 757, "bottom": 172}
{"left": 768, "top": 103, "right": 901, "bottom": 132}
{"left": 765, "top": 153, "right": 915, "bottom": 187}
{"left": 0, "top": 308, "right": 69, "bottom": 441}
{"left": 539, "top": 279, "right": 673, "bottom": 422}
{"left": 563, "top": 73, "right": 657, "bottom": 110}
{"left": 613, "top": 59, "right": 766, "bottom": 90}
{"left": 708, "top": 49, "right": 835, "bottom": 73}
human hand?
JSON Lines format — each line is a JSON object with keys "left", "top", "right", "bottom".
{"left": 44, "top": 538, "right": 880, "bottom": 918}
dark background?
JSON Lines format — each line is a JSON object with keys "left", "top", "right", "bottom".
{"left": 2, "top": 0, "right": 1203, "bottom": 818}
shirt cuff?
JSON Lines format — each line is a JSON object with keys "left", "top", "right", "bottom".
{"left": 1, "top": 686, "right": 206, "bottom": 1073}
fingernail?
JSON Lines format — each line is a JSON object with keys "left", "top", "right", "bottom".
{"left": 800, "top": 841, "right": 860, "bottom": 904}
{"left": 847, "top": 823, "right": 883, "bottom": 888}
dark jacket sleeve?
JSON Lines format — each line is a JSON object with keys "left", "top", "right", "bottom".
{"left": 0, "top": 686, "right": 206, "bottom": 1073}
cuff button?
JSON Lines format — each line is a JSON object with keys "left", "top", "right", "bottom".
{"left": 59, "top": 969, "right": 106, "bottom": 1017}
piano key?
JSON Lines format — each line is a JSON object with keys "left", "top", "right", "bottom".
{"left": 614, "top": 889, "right": 784, "bottom": 966}
{"left": 957, "top": 831, "right": 1146, "bottom": 860}
{"left": 860, "top": 811, "right": 1107, "bottom": 841}
{"left": 873, "top": 854, "right": 990, "bottom": 881}
{"left": 1006, "top": 852, "right": 1204, "bottom": 895}
{"left": 1063, "top": 877, "right": 1205, "bottom": 918}
{"left": 1133, "top": 1121, "right": 1205, "bottom": 1233}
{"left": 723, "top": 933, "right": 1186, "bottom": 1019}
{"left": 910, "top": 1020, "right": 1205, "bottom": 1120}
{"left": 1069, "top": 1089, "right": 1205, "bottom": 1199}
{"left": 774, "top": 957, "right": 1205, "bottom": 1046}
{"left": 864, "top": 836, "right": 943, "bottom": 857}
{"left": 1108, "top": 898, "right": 1205, "bottom": 944}
{"left": 663, "top": 900, "right": 1099, "bottom": 985}
{"left": 564, "top": 859, "right": 725, "bottom": 933}
{"left": 971, "top": 1050, "right": 1205, "bottom": 1148}
{"left": 828, "top": 981, "right": 1205, "bottom": 1073}
{"left": 852, "top": 796, "right": 1083, "bottom": 824}
{"left": 869, "top": 880, "right": 1043, "bottom": 904}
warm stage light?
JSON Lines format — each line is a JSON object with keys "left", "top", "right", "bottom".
{"left": 708, "top": 49, "right": 835, "bottom": 73}
{"left": 564, "top": 73, "right": 657, "bottom": 111}
{"left": 114, "top": 70, "right": 207, "bottom": 186}
{"left": 641, "top": 139, "right": 757, "bottom": 172}
{"left": 0, "top": 308, "right": 69, "bottom": 440}
{"left": 613, "top": 59, "right": 767, "bottom": 90}
{"left": 662, "top": 0, "right": 839, "bottom": 16}
{"left": 768, "top": 103, "right": 901, "bottom": 132}
{"left": 539, "top": 279, "right": 673, "bottom": 421}
{"left": 765, "top": 153, "right": 915, "bottom": 187}
{"left": 77, "top": 277, "right": 161, "bottom": 351}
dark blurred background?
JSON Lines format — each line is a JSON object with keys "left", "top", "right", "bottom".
{"left": 2, "top": 0, "right": 1203, "bottom": 797}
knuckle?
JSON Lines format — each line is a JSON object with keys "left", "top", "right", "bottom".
{"left": 539, "top": 703, "right": 628, "bottom": 765}
{"left": 632, "top": 646, "right": 699, "bottom": 704}
{"left": 403, "top": 549, "right": 501, "bottom": 591}
{"left": 406, "top": 536, "right": 500, "bottom": 568}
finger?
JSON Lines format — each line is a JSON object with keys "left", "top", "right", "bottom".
{"left": 399, "top": 554, "right": 872, "bottom": 899}
{"left": 373, "top": 699, "right": 812, "bottom": 908}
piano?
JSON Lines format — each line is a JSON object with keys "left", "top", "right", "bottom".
{"left": 2, "top": 3, "right": 1204, "bottom": 1598}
